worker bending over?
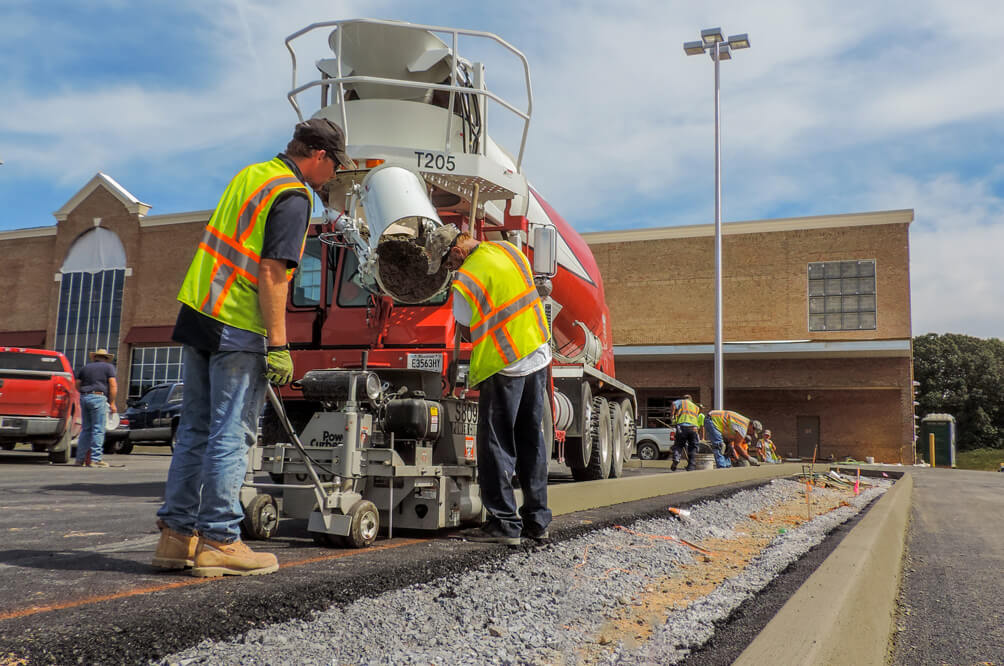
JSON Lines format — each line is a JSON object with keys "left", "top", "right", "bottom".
{"left": 669, "top": 394, "right": 702, "bottom": 471}
{"left": 706, "top": 410, "right": 762, "bottom": 468}
{"left": 426, "top": 226, "right": 553, "bottom": 546}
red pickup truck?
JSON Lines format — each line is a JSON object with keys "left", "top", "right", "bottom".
{"left": 0, "top": 347, "right": 82, "bottom": 463}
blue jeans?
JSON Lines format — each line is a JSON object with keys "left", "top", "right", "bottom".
{"left": 476, "top": 367, "right": 552, "bottom": 539}
{"left": 156, "top": 346, "right": 266, "bottom": 543}
{"left": 75, "top": 393, "right": 109, "bottom": 463}
{"left": 706, "top": 421, "right": 732, "bottom": 468}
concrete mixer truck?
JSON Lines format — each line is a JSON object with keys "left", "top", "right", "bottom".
{"left": 241, "top": 18, "right": 637, "bottom": 547}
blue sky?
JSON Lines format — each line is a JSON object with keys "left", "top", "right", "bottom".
{"left": 1, "top": 0, "right": 1002, "bottom": 338}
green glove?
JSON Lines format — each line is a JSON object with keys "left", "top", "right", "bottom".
{"left": 265, "top": 347, "right": 294, "bottom": 386}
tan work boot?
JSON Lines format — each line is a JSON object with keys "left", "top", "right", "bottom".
{"left": 151, "top": 520, "right": 198, "bottom": 569}
{"left": 191, "top": 537, "right": 278, "bottom": 578}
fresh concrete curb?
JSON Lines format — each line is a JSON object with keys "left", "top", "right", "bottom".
{"left": 735, "top": 471, "right": 914, "bottom": 666}
{"left": 545, "top": 463, "right": 805, "bottom": 516}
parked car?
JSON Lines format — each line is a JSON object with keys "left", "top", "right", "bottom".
{"left": 635, "top": 427, "right": 675, "bottom": 461}
{"left": 103, "top": 413, "right": 133, "bottom": 454}
{"left": 122, "top": 382, "right": 183, "bottom": 450}
{"left": 0, "top": 347, "right": 81, "bottom": 463}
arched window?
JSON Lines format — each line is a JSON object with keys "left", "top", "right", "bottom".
{"left": 55, "top": 228, "right": 127, "bottom": 371}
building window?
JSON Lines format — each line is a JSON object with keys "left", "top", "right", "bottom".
{"left": 128, "top": 345, "right": 183, "bottom": 399}
{"left": 56, "top": 269, "right": 126, "bottom": 372}
{"left": 56, "top": 227, "right": 128, "bottom": 371}
{"left": 808, "top": 260, "right": 877, "bottom": 331}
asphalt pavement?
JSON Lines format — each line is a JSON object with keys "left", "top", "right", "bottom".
{"left": 893, "top": 467, "right": 1004, "bottom": 664}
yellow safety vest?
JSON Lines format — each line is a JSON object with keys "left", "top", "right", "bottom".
{"left": 452, "top": 241, "right": 550, "bottom": 387}
{"left": 177, "top": 158, "right": 311, "bottom": 335}
{"left": 673, "top": 399, "right": 701, "bottom": 427}
{"left": 709, "top": 410, "right": 750, "bottom": 438}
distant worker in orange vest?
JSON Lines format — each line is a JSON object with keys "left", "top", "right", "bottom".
{"left": 706, "top": 410, "right": 762, "bottom": 468}
{"left": 669, "top": 394, "right": 702, "bottom": 471}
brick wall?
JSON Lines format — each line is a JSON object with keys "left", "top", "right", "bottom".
{"left": 590, "top": 222, "right": 912, "bottom": 345}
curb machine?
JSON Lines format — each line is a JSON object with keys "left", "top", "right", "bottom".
{"left": 240, "top": 19, "right": 636, "bottom": 548}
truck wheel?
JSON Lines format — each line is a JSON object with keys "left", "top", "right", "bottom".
{"left": 344, "top": 500, "right": 379, "bottom": 548}
{"left": 241, "top": 495, "right": 279, "bottom": 540}
{"left": 565, "top": 383, "right": 593, "bottom": 470}
{"left": 1, "top": 443, "right": 16, "bottom": 451}
{"left": 541, "top": 397, "right": 554, "bottom": 462}
{"left": 32, "top": 442, "right": 49, "bottom": 452}
{"left": 618, "top": 398, "right": 636, "bottom": 462}
{"left": 637, "top": 441, "right": 659, "bottom": 461}
{"left": 573, "top": 396, "right": 611, "bottom": 481}
{"left": 608, "top": 402, "right": 625, "bottom": 478}
{"left": 49, "top": 428, "right": 72, "bottom": 464}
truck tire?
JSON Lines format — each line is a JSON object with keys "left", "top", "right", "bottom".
{"left": 618, "top": 398, "right": 636, "bottom": 462}
{"left": 104, "top": 438, "right": 134, "bottom": 455}
{"left": 637, "top": 440, "right": 659, "bottom": 461}
{"left": 49, "top": 428, "right": 72, "bottom": 464}
{"left": 2, "top": 442, "right": 16, "bottom": 451}
{"left": 541, "top": 397, "right": 554, "bottom": 462}
{"left": 609, "top": 401, "right": 625, "bottom": 478}
{"left": 565, "top": 383, "right": 593, "bottom": 471}
{"left": 573, "top": 396, "right": 611, "bottom": 481}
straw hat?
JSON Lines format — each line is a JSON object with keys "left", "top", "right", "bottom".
{"left": 89, "top": 348, "right": 114, "bottom": 361}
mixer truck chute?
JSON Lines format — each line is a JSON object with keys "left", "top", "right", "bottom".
{"left": 241, "top": 18, "right": 637, "bottom": 547}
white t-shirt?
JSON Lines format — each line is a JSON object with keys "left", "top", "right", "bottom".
{"left": 453, "top": 295, "right": 552, "bottom": 378}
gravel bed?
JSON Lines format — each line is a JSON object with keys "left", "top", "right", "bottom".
{"left": 157, "top": 477, "right": 889, "bottom": 665}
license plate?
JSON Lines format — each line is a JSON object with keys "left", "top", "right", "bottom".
{"left": 406, "top": 353, "right": 443, "bottom": 373}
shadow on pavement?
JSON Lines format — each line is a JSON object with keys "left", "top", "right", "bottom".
{"left": 0, "top": 549, "right": 160, "bottom": 575}
{"left": 38, "top": 481, "right": 165, "bottom": 499}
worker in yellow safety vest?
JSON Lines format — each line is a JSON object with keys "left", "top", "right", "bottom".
{"left": 670, "top": 395, "right": 702, "bottom": 471}
{"left": 153, "top": 119, "right": 355, "bottom": 578}
{"left": 707, "top": 410, "right": 763, "bottom": 468}
{"left": 426, "top": 226, "right": 552, "bottom": 546}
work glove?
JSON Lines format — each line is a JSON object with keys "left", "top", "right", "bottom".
{"left": 265, "top": 347, "right": 294, "bottom": 386}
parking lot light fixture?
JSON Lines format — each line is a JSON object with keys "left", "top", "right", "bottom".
{"left": 683, "top": 26, "right": 750, "bottom": 411}
{"left": 701, "top": 27, "right": 724, "bottom": 45}
{"left": 727, "top": 33, "right": 750, "bottom": 49}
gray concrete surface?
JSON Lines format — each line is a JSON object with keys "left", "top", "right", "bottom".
{"left": 736, "top": 470, "right": 912, "bottom": 665}
{"left": 893, "top": 468, "right": 1004, "bottom": 665}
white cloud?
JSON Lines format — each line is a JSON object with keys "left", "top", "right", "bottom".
{"left": 0, "top": 0, "right": 1002, "bottom": 337}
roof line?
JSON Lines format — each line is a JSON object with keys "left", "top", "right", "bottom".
{"left": 584, "top": 209, "right": 914, "bottom": 244}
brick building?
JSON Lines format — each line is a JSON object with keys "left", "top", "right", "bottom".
{"left": 585, "top": 210, "right": 916, "bottom": 464}
{"left": 0, "top": 174, "right": 916, "bottom": 462}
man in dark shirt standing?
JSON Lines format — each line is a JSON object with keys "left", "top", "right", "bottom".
{"left": 74, "top": 348, "right": 118, "bottom": 468}
{"left": 152, "top": 119, "right": 355, "bottom": 577}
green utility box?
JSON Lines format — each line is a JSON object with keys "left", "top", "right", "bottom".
{"left": 919, "top": 413, "right": 956, "bottom": 468}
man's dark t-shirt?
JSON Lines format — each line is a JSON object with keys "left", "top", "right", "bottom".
{"left": 172, "top": 153, "right": 313, "bottom": 353}
{"left": 77, "top": 361, "right": 117, "bottom": 394}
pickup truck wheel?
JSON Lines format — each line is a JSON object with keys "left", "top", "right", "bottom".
{"left": 32, "top": 442, "right": 48, "bottom": 452}
{"left": 169, "top": 421, "right": 179, "bottom": 452}
{"left": 637, "top": 441, "right": 659, "bottom": 461}
{"left": 1, "top": 443, "right": 15, "bottom": 451}
{"left": 608, "top": 402, "right": 625, "bottom": 478}
{"left": 104, "top": 438, "right": 134, "bottom": 455}
{"left": 241, "top": 494, "right": 279, "bottom": 540}
{"left": 572, "top": 396, "right": 611, "bottom": 481}
{"left": 49, "top": 428, "right": 72, "bottom": 464}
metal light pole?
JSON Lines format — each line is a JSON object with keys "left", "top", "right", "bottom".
{"left": 684, "top": 28, "right": 750, "bottom": 411}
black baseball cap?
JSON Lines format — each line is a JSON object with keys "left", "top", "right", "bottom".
{"left": 293, "top": 118, "right": 356, "bottom": 169}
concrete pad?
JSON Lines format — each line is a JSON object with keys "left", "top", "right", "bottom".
{"left": 735, "top": 471, "right": 913, "bottom": 666}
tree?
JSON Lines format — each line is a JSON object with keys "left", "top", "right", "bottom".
{"left": 913, "top": 333, "right": 1004, "bottom": 451}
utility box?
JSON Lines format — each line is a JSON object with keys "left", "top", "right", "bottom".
{"left": 919, "top": 413, "right": 956, "bottom": 468}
